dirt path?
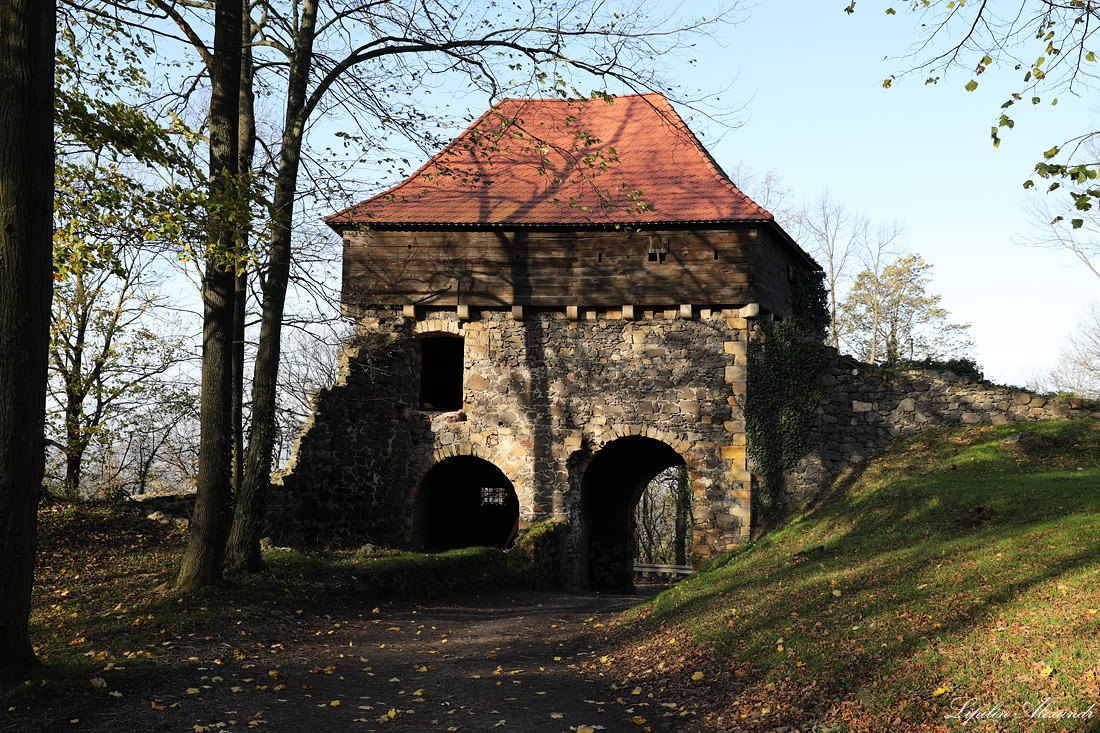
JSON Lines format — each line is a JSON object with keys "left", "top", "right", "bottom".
{"left": 4, "top": 590, "right": 704, "bottom": 732}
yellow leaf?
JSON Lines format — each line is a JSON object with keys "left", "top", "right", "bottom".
{"left": 108, "top": 691, "right": 122, "bottom": 698}
{"left": 691, "top": 672, "right": 704, "bottom": 682}
{"left": 631, "top": 687, "right": 642, "bottom": 695}
{"left": 90, "top": 677, "right": 106, "bottom": 689}
{"left": 1040, "top": 665, "right": 1053, "bottom": 677}
{"left": 186, "top": 688, "right": 200, "bottom": 694}
{"left": 832, "top": 589, "right": 842, "bottom": 597}
{"left": 578, "top": 727, "right": 597, "bottom": 733}
{"left": 933, "top": 686, "right": 952, "bottom": 697}
{"left": 633, "top": 715, "right": 647, "bottom": 725}
{"left": 550, "top": 712, "right": 563, "bottom": 718}
{"left": 330, "top": 700, "right": 342, "bottom": 707}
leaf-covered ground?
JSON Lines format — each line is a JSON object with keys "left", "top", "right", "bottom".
{"left": 4, "top": 505, "right": 699, "bottom": 732}
{"left": 4, "top": 419, "right": 1099, "bottom": 732}
{"left": 601, "top": 420, "right": 1100, "bottom": 731}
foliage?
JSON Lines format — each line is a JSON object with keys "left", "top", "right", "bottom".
{"left": 837, "top": 253, "right": 973, "bottom": 365}
{"left": 613, "top": 420, "right": 1100, "bottom": 731}
{"left": 892, "top": 355, "right": 985, "bottom": 383}
{"left": 873, "top": 1, "right": 1100, "bottom": 221}
{"left": 745, "top": 268, "right": 829, "bottom": 516}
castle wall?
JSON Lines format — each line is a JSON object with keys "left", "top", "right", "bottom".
{"left": 271, "top": 305, "right": 755, "bottom": 585}
{"left": 788, "top": 349, "right": 1100, "bottom": 503}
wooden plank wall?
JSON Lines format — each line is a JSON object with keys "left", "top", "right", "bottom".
{"left": 342, "top": 227, "right": 797, "bottom": 310}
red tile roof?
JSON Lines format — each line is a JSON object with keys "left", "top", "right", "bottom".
{"left": 327, "top": 93, "right": 773, "bottom": 228}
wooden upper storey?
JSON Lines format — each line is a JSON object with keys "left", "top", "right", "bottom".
{"left": 330, "top": 94, "right": 818, "bottom": 313}
{"left": 340, "top": 224, "right": 809, "bottom": 314}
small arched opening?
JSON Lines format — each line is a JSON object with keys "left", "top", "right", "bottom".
{"left": 580, "top": 436, "right": 688, "bottom": 593}
{"left": 413, "top": 456, "right": 519, "bottom": 552}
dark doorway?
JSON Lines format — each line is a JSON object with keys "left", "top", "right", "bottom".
{"left": 419, "top": 335, "right": 463, "bottom": 410}
{"left": 413, "top": 456, "right": 519, "bottom": 552}
{"left": 580, "top": 437, "right": 686, "bottom": 593}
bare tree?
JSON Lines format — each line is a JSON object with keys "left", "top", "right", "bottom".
{"left": 798, "top": 190, "right": 871, "bottom": 350}
{"left": 1044, "top": 303, "right": 1100, "bottom": 398}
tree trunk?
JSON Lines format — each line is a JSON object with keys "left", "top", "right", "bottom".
{"left": 230, "top": 0, "right": 254, "bottom": 505}
{"left": 674, "top": 465, "right": 690, "bottom": 567}
{"left": 0, "top": 0, "right": 54, "bottom": 690}
{"left": 174, "top": 0, "right": 242, "bottom": 591}
{"left": 229, "top": 0, "right": 317, "bottom": 572}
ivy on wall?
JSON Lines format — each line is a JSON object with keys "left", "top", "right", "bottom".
{"left": 746, "top": 269, "right": 829, "bottom": 519}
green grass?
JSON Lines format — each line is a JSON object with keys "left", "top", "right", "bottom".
{"left": 615, "top": 420, "right": 1100, "bottom": 731}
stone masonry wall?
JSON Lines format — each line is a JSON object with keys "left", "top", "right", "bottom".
{"left": 269, "top": 305, "right": 756, "bottom": 580}
{"left": 788, "top": 349, "right": 1100, "bottom": 503}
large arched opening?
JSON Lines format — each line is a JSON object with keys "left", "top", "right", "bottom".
{"left": 412, "top": 456, "right": 519, "bottom": 552}
{"left": 580, "top": 436, "right": 688, "bottom": 593}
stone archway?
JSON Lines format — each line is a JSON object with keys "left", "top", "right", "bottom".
{"left": 412, "top": 456, "right": 519, "bottom": 552}
{"left": 579, "top": 436, "right": 687, "bottom": 593}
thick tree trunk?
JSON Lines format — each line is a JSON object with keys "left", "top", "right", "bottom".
{"left": 174, "top": 0, "right": 242, "bottom": 591}
{"left": 230, "top": 0, "right": 254, "bottom": 505}
{"left": 0, "top": 0, "right": 54, "bottom": 690}
{"left": 229, "top": 0, "right": 317, "bottom": 572}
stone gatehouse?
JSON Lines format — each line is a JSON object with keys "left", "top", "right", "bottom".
{"left": 272, "top": 93, "right": 819, "bottom": 591}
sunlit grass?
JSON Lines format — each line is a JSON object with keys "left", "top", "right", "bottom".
{"left": 617, "top": 420, "right": 1100, "bottom": 731}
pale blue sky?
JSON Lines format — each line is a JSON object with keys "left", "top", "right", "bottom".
{"left": 310, "top": 1, "right": 1098, "bottom": 384}
{"left": 679, "top": 1, "right": 1099, "bottom": 384}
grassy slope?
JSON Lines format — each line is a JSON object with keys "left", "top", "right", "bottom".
{"left": 612, "top": 420, "right": 1100, "bottom": 731}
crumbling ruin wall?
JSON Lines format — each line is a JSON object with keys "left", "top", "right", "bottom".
{"left": 788, "top": 349, "right": 1100, "bottom": 503}
{"left": 269, "top": 305, "right": 757, "bottom": 575}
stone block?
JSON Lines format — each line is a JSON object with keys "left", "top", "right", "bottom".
{"left": 720, "top": 445, "right": 745, "bottom": 460}
{"left": 852, "top": 401, "right": 873, "bottom": 412}
{"left": 1013, "top": 392, "right": 1032, "bottom": 405}
{"left": 960, "top": 412, "right": 982, "bottom": 424}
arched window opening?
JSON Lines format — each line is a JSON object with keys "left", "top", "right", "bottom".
{"left": 419, "top": 335, "right": 463, "bottom": 410}
{"left": 413, "top": 456, "right": 518, "bottom": 552}
{"left": 580, "top": 437, "right": 687, "bottom": 593}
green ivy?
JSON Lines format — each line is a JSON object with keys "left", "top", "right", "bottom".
{"left": 745, "top": 269, "right": 828, "bottom": 520}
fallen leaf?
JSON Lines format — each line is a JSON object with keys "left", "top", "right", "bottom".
{"left": 108, "top": 691, "right": 122, "bottom": 698}
{"left": 550, "top": 712, "right": 563, "bottom": 719}
{"left": 330, "top": 700, "right": 342, "bottom": 707}
{"left": 691, "top": 672, "right": 704, "bottom": 682}
{"left": 933, "top": 686, "right": 952, "bottom": 697}
{"left": 90, "top": 677, "right": 106, "bottom": 689}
